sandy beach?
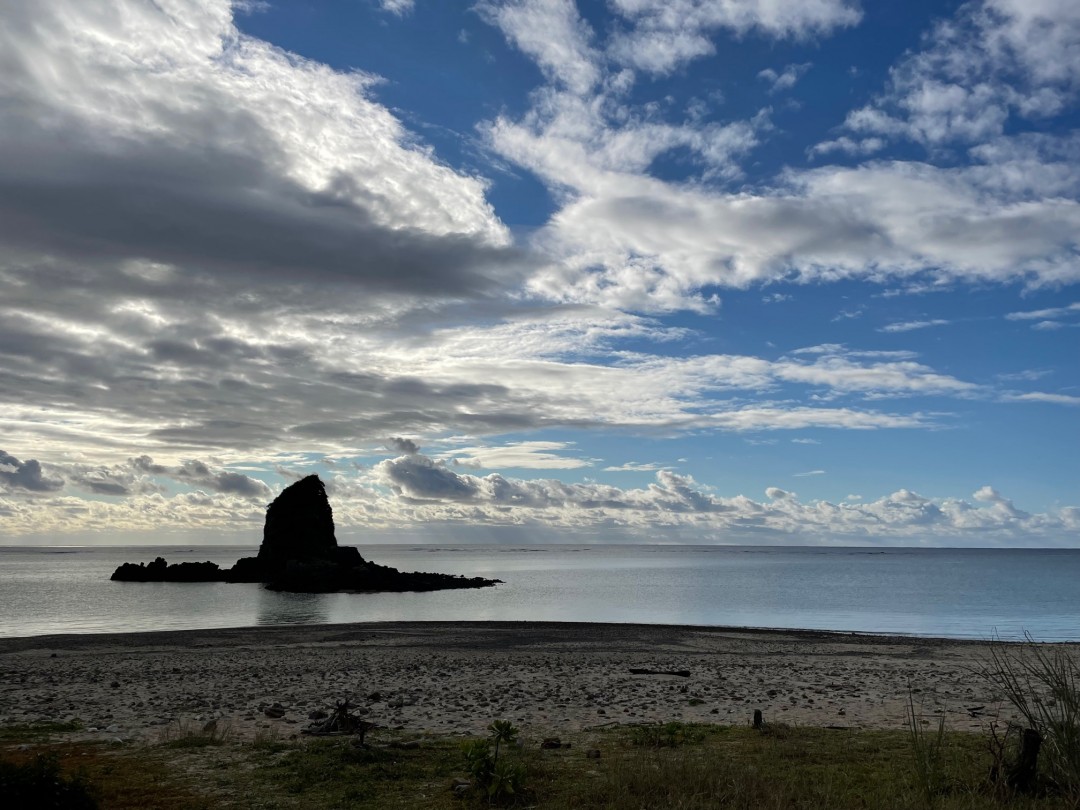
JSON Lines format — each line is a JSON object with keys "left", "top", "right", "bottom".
{"left": 0, "top": 622, "right": 1033, "bottom": 742}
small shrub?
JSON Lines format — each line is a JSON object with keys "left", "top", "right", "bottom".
{"left": 159, "top": 718, "right": 233, "bottom": 749}
{"left": 0, "top": 752, "right": 98, "bottom": 809}
{"left": 983, "top": 636, "right": 1080, "bottom": 798}
{"left": 459, "top": 719, "right": 526, "bottom": 803}
{"left": 462, "top": 738, "right": 494, "bottom": 781}
{"left": 251, "top": 727, "right": 287, "bottom": 753}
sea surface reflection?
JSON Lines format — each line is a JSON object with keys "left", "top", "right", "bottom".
{"left": 257, "top": 589, "right": 330, "bottom": 626}
{"left": 1, "top": 544, "right": 1078, "bottom": 640}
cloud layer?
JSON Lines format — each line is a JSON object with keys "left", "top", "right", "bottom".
{"left": 0, "top": 0, "right": 1076, "bottom": 545}
{"left": 6, "top": 450, "right": 1075, "bottom": 545}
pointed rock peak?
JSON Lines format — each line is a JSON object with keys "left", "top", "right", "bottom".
{"left": 259, "top": 474, "right": 338, "bottom": 564}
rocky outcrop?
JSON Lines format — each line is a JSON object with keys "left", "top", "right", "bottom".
{"left": 225, "top": 475, "right": 366, "bottom": 587}
{"left": 111, "top": 475, "right": 499, "bottom": 593}
{"left": 110, "top": 557, "right": 222, "bottom": 582}
{"left": 258, "top": 475, "right": 339, "bottom": 567}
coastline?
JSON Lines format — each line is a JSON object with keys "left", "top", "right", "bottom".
{"left": 0, "top": 621, "right": 1044, "bottom": 741}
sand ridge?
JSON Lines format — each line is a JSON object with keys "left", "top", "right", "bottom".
{"left": 0, "top": 621, "right": 1031, "bottom": 742}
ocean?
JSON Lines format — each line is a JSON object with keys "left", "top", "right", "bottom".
{"left": 1, "top": 544, "right": 1077, "bottom": 640}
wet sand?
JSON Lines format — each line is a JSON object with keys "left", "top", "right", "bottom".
{"left": 0, "top": 622, "right": 1033, "bottom": 742}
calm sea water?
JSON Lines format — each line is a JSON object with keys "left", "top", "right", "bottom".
{"left": 0, "top": 545, "right": 1077, "bottom": 641}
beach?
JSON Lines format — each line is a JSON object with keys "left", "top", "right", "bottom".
{"left": 0, "top": 621, "right": 1027, "bottom": 741}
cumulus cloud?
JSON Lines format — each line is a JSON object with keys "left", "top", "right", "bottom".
{"left": 378, "top": 0, "right": 414, "bottom": 15}
{"left": 840, "top": 0, "right": 1080, "bottom": 148}
{"left": 476, "top": 0, "right": 600, "bottom": 95}
{"left": 1, "top": 454, "right": 1075, "bottom": 545}
{"left": 478, "top": 0, "right": 1080, "bottom": 313}
{"left": 0, "top": 451, "right": 63, "bottom": 493}
{"left": 386, "top": 437, "right": 422, "bottom": 455}
{"left": 0, "top": 0, "right": 519, "bottom": 299}
{"left": 1, "top": 0, "right": 1074, "bottom": 546}
{"left": 758, "top": 63, "right": 812, "bottom": 94}
{"left": 131, "top": 456, "right": 272, "bottom": 498}
{"left": 61, "top": 461, "right": 166, "bottom": 498}
{"left": 377, "top": 454, "right": 481, "bottom": 501}
{"left": 519, "top": 159, "right": 1080, "bottom": 311}
{"left": 376, "top": 453, "right": 729, "bottom": 512}
{"left": 608, "top": 0, "right": 861, "bottom": 75}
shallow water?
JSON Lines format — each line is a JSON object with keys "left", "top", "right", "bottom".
{"left": 1, "top": 544, "right": 1077, "bottom": 640}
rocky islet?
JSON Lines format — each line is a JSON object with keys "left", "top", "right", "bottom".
{"left": 110, "top": 475, "right": 499, "bottom": 593}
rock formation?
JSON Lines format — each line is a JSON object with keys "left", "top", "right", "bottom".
{"left": 111, "top": 475, "right": 499, "bottom": 593}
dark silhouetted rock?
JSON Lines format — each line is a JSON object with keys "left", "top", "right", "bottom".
{"left": 110, "top": 475, "right": 499, "bottom": 593}
{"left": 111, "top": 557, "right": 221, "bottom": 582}
{"left": 259, "top": 475, "right": 338, "bottom": 567}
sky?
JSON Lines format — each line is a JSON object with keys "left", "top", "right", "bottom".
{"left": 0, "top": 0, "right": 1078, "bottom": 547}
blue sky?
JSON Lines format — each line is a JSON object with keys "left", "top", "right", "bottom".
{"left": 0, "top": 0, "right": 1077, "bottom": 545}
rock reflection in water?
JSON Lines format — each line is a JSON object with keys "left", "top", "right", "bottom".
{"left": 257, "top": 588, "right": 330, "bottom": 626}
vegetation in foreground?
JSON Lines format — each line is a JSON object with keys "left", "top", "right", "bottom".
{"left": 2, "top": 639, "right": 1076, "bottom": 808}
{"left": 1, "top": 717, "right": 1079, "bottom": 809}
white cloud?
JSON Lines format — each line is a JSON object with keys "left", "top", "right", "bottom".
{"left": 1006, "top": 302, "right": 1080, "bottom": 320}
{"left": 603, "top": 461, "right": 665, "bottom": 471}
{"left": 879, "top": 319, "right": 951, "bottom": 333}
{"left": 793, "top": 469, "right": 825, "bottom": 477}
{"left": 477, "top": 0, "right": 1080, "bottom": 313}
{"left": 758, "top": 62, "right": 811, "bottom": 94}
{"left": 608, "top": 0, "right": 861, "bottom": 74}
{"left": 2, "top": 453, "right": 1075, "bottom": 544}
{"left": 0, "top": 0, "right": 512, "bottom": 294}
{"left": 974, "top": 484, "right": 1005, "bottom": 502}
{"left": 997, "top": 369, "right": 1052, "bottom": 382}
{"left": 0, "top": 0, "right": 549, "bottom": 466}
{"left": 841, "top": 0, "right": 1080, "bottom": 148}
{"left": 475, "top": 0, "right": 600, "bottom": 95}
{"left": 808, "top": 136, "right": 886, "bottom": 158}
{"left": 441, "top": 441, "right": 592, "bottom": 469}
{"left": 1003, "top": 391, "right": 1080, "bottom": 405}
{"left": 607, "top": 28, "right": 714, "bottom": 75}
{"left": 516, "top": 159, "right": 1080, "bottom": 311}
{"left": 378, "top": 0, "right": 414, "bottom": 15}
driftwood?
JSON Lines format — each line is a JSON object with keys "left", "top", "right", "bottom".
{"left": 302, "top": 698, "right": 377, "bottom": 744}
{"left": 629, "top": 668, "right": 691, "bottom": 677}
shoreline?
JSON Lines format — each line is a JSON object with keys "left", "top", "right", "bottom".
{"left": 0, "top": 619, "right": 1028, "bottom": 651}
{"left": 0, "top": 621, "right": 1043, "bottom": 742}
{"left": 4, "top": 614, "right": 1071, "bottom": 653}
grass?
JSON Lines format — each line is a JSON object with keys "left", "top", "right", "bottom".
{"left": 982, "top": 636, "right": 1080, "bottom": 800}
{"left": 627, "top": 720, "right": 709, "bottom": 748}
{"left": 908, "top": 693, "right": 950, "bottom": 807}
{"left": 4, "top": 720, "right": 1080, "bottom": 809}
{"left": 158, "top": 718, "right": 234, "bottom": 749}
{"left": 0, "top": 719, "right": 84, "bottom": 741}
